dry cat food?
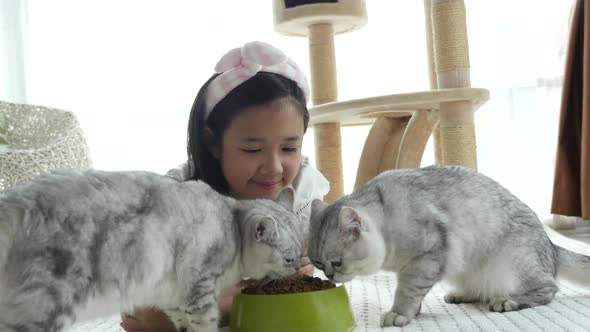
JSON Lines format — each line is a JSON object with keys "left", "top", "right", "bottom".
{"left": 242, "top": 276, "right": 336, "bottom": 295}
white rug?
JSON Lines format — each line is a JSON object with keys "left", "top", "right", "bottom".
{"left": 68, "top": 226, "right": 590, "bottom": 332}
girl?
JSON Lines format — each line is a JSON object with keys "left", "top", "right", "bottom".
{"left": 120, "top": 41, "right": 329, "bottom": 331}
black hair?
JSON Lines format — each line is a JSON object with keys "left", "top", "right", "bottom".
{"left": 187, "top": 72, "right": 309, "bottom": 195}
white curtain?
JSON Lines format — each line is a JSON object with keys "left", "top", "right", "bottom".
{"left": 0, "top": 0, "right": 27, "bottom": 102}
{"left": 0, "top": 0, "right": 573, "bottom": 219}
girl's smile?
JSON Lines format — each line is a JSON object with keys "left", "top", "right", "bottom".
{"left": 214, "top": 97, "right": 304, "bottom": 200}
{"left": 253, "top": 179, "right": 282, "bottom": 190}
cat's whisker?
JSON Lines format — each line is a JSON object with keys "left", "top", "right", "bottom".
{"left": 263, "top": 273, "right": 281, "bottom": 285}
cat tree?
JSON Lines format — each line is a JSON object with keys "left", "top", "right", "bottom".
{"left": 273, "top": 0, "right": 489, "bottom": 202}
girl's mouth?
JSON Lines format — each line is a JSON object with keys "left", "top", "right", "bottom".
{"left": 253, "top": 180, "right": 281, "bottom": 189}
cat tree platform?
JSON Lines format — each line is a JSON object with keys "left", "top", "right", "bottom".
{"left": 309, "top": 88, "right": 489, "bottom": 126}
{"left": 310, "top": 87, "right": 489, "bottom": 190}
{"left": 273, "top": 0, "right": 367, "bottom": 36}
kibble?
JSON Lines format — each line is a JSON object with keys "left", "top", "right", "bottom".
{"left": 241, "top": 275, "right": 336, "bottom": 295}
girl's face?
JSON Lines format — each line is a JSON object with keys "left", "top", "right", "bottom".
{"left": 216, "top": 98, "right": 304, "bottom": 200}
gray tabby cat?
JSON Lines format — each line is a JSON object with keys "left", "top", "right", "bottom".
{"left": 0, "top": 169, "right": 305, "bottom": 332}
{"left": 309, "top": 165, "right": 590, "bottom": 327}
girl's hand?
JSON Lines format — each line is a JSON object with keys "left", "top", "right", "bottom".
{"left": 290, "top": 255, "right": 314, "bottom": 278}
{"left": 218, "top": 286, "right": 240, "bottom": 326}
{"left": 120, "top": 257, "right": 315, "bottom": 331}
{"left": 120, "top": 308, "right": 176, "bottom": 332}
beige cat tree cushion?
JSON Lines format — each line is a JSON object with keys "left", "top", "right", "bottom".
{"left": 0, "top": 101, "right": 92, "bottom": 191}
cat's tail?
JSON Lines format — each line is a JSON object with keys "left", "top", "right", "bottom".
{"left": 555, "top": 245, "right": 590, "bottom": 285}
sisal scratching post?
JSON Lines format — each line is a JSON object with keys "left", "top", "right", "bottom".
{"left": 438, "top": 102, "right": 477, "bottom": 169}
{"left": 314, "top": 123, "right": 344, "bottom": 202}
{"left": 423, "top": 0, "right": 443, "bottom": 164}
{"left": 432, "top": 0, "right": 477, "bottom": 169}
{"left": 309, "top": 24, "right": 338, "bottom": 105}
{"left": 309, "top": 23, "right": 343, "bottom": 202}
{"left": 272, "top": 0, "right": 367, "bottom": 202}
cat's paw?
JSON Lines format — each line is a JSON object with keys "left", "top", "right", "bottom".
{"left": 489, "top": 298, "right": 519, "bottom": 312}
{"left": 444, "top": 293, "right": 477, "bottom": 304}
{"left": 187, "top": 322, "right": 217, "bottom": 332}
{"left": 444, "top": 293, "right": 460, "bottom": 304}
{"left": 382, "top": 311, "right": 411, "bottom": 327}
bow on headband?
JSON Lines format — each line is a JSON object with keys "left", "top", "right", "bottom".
{"left": 204, "top": 41, "right": 310, "bottom": 118}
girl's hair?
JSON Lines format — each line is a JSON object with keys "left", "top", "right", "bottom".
{"left": 187, "top": 72, "right": 310, "bottom": 195}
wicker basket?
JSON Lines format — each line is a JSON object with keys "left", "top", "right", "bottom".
{"left": 0, "top": 101, "right": 92, "bottom": 191}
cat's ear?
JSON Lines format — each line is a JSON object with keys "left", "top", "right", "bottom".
{"left": 255, "top": 216, "right": 279, "bottom": 243}
{"left": 338, "top": 206, "right": 363, "bottom": 241}
{"left": 276, "top": 187, "right": 295, "bottom": 211}
{"left": 311, "top": 199, "right": 327, "bottom": 219}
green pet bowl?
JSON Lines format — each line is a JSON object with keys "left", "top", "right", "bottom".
{"left": 230, "top": 285, "right": 355, "bottom": 332}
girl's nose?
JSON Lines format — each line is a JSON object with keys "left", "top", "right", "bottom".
{"left": 260, "top": 153, "right": 283, "bottom": 175}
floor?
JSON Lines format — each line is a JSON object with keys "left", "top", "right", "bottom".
{"left": 545, "top": 216, "right": 590, "bottom": 244}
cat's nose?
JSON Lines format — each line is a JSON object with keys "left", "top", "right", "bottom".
{"left": 326, "top": 273, "right": 334, "bottom": 280}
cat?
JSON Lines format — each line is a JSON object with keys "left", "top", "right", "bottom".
{"left": 0, "top": 168, "right": 305, "bottom": 332}
{"left": 309, "top": 165, "right": 590, "bottom": 327}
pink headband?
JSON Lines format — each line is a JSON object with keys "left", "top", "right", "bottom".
{"left": 204, "top": 41, "right": 310, "bottom": 118}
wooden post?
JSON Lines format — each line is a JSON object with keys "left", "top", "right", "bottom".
{"left": 431, "top": 0, "right": 477, "bottom": 169}
{"left": 309, "top": 23, "right": 344, "bottom": 202}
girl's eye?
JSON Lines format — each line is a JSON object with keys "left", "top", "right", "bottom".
{"left": 241, "top": 149, "right": 261, "bottom": 154}
{"left": 282, "top": 147, "right": 298, "bottom": 153}
{"left": 331, "top": 261, "right": 342, "bottom": 267}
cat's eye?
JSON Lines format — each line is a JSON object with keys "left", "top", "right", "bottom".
{"left": 331, "top": 261, "right": 342, "bottom": 267}
{"left": 311, "top": 259, "right": 324, "bottom": 269}
{"left": 285, "top": 258, "right": 294, "bottom": 264}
